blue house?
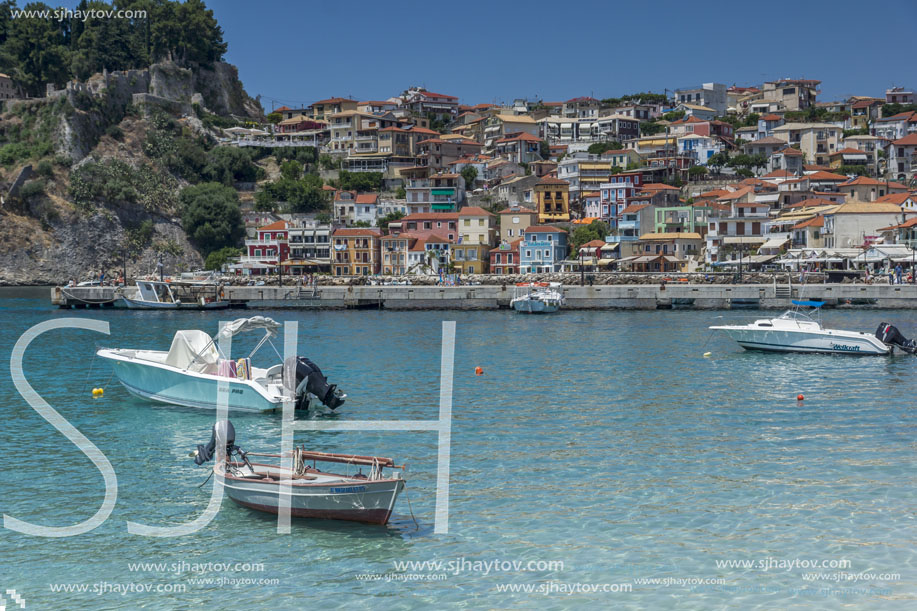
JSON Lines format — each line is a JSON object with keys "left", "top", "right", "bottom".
{"left": 520, "top": 226, "right": 569, "bottom": 272}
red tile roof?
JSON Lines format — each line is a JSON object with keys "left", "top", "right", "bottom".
{"left": 499, "top": 207, "right": 537, "bottom": 214}
{"left": 761, "top": 113, "right": 782, "bottom": 121}
{"left": 258, "top": 220, "right": 288, "bottom": 231}
{"left": 792, "top": 216, "right": 824, "bottom": 229}
{"left": 892, "top": 133, "right": 917, "bottom": 146}
{"left": 620, "top": 203, "right": 650, "bottom": 214}
{"left": 762, "top": 170, "right": 795, "bottom": 178}
{"left": 538, "top": 176, "right": 569, "bottom": 186}
{"left": 776, "top": 147, "right": 804, "bottom": 156}
{"left": 495, "top": 132, "right": 542, "bottom": 144}
{"left": 642, "top": 183, "right": 680, "bottom": 191}
{"left": 806, "top": 171, "right": 849, "bottom": 181}
{"left": 458, "top": 206, "right": 494, "bottom": 216}
{"left": 875, "top": 193, "right": 914, "bottom": 204}
{"left": 355, "top": 194, "right": 379, "bottom": 204}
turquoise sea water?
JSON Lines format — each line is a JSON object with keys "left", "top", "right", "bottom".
{"left": 0, "top": 287, "right": 915, "bottom": 610}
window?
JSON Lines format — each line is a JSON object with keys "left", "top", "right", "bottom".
{"left": 525, "top": 250, "right": 531, "bottom": 257}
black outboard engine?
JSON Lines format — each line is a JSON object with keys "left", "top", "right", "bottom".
{"left": 283, "top": 356, "right": 346, "bottom": 411}
{"left": 193, "top": 420, "right": 245, "bottom": 465}
{"left": 876, "top": 323, "right": 917, "bottom": 354}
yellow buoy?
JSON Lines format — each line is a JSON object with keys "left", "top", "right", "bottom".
{"left": 92, "top": 388, "right": 104, "bottom": 396}
{"left": 703, "top": 352, "right": 712, "bottom": 357}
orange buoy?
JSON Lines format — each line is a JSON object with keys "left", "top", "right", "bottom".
{"left": 474, "top": 366, "right": 484, "bottom": 376}
{"left": 797, "top": 394, "right": 804, "bottom": 401}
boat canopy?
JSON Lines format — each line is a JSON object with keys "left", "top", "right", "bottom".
{"left": 792, "top": 300, "right": 825, "bottom": 308}
{"left": 165, "top": 330, "right": 220, "bottom": 372}
{"left": 216, "top": 316, "right": 281, "bottom": 339}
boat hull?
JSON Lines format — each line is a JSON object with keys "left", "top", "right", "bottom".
{"left": 512, "top": 299, "right": 560, "bottom": 313}
{"left": 98, "top": 351, "right": 281, "bottom": 412}
{"left": 711, "top": 326, "right": 890, "bottom": 355}
{"left": 119, "top": 297, "right": 230, "bottom": 310}
{"left": 219, "top": 470, "right": 404, "bottom": 525}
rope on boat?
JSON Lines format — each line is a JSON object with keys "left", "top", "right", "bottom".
{"left": 197, "top": 469, "right": 214, "bottom": 488}
{"left": 401, "top": 483, "right": 420, "bottom": 531}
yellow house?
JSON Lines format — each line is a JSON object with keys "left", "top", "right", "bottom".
{"left": 535, "top": 177, "right": 571, "bottom": 224}
{"left": 457, "top": 206, "right": 496, "bottom": 246}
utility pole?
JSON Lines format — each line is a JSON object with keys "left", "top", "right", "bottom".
{"left": 157, "top": 253, "right": 164, "bottom": 283}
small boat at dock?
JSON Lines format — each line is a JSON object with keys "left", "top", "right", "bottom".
{"left": 192, "top": 421, "right": 405, "bottom": 525}
{"left": 510, "top": 282, "right": 565, "bottom": 313}
{"left": 119, "top": 280, "right": 230, "bottom": 310}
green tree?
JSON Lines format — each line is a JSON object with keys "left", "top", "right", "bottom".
{"left": 640, "top": 121, "right": 665, "bottom": 136}
{"left": 707, "top": 152, "right": 730, "bottom": 174}
{"left": 179, "top": 182, "right": 243, "bottom": 254}
{"left": 539, "top": 140, "right": 551, "bottom": 159}
{"left": 688, "top": 166, "right": 708, "bottom": 180}
{"left": 202, "top": 146, "right": 258, "bottom": 185}
{"left": 570, "top": 220, "right": 609, "bottom": 253}
{"left": 460, "top": 165, "right": 477, "bottom": 188}
{"left": 338, "top": 170, "right": 381, "bottom": 192}
{"left": 2, "top": 2, "right": 70, "bottom": 96}
{"left": 395, "top": 185, "right": 406, "bottom": 199}
{"left": 204, "top": 246, "right": 241, "bottom": 270}
{"left": 587, "top": 141, "right": 623, "bottom": 155}
{"left": 266, "top": 112, "right": 282, "bottom": 124}
{"left": 378, "top": 210, "right": 405, "bottom": 231}
{"left": 280, "top": 159, "right": 303, "bottom": 181}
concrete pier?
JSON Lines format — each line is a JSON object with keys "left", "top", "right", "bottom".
{"left": 50, "top": 283, "right": 917, "bottom": 310}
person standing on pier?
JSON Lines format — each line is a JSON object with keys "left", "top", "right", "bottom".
{"left": 895, "top": 263, "right": 903, "bottom": 285}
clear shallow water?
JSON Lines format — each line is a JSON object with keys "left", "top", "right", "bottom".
{"left": 0, "top": 286, "right": 915, "bottom": 610}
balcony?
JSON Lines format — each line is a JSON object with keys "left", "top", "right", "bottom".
{"left": 236, "top": 255, "right": 278, "bottom": 264}
{"left": 245, "top": 238, "right": 284, "bottom": 246}
{"left": 331, "top": 122, "right": 353, "bottom": 129}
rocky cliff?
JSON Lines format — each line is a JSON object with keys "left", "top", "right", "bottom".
{"left": 0, "top": 61, "right": 262, "bottom": 285}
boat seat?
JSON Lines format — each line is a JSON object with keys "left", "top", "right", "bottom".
{"left": 263, "top": 364, "right": 283, "bottom": 379}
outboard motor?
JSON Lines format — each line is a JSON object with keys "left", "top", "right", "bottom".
{"left": 876, "top": 323, "right": 917, "bottom": 354}
{"left": 193, "top": 420, "right": 244, "bottom": 465}
{"left": 283, "top": 356, "right": 346, "bottom": 411}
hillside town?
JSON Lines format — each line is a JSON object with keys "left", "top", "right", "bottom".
{"left": 216, "top": 81, "right": 917, "bottom": 279}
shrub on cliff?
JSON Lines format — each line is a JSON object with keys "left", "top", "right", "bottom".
{"left": 180, "top": 182, "right": 243, "bottom": 254}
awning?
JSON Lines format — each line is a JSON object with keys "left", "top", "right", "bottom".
{"left": 724, "top": 236, "right": 767, "bottom": 245}
{"left": 216, "top": 316, "right": 281, "bottom": 339}
{"left": 280, "top": 259, "right": 324, "bottom": 266}
{"left": 601, "top": 243, "right": 620, "bottom": 251}
{"left": 760, "top": 237, "right": 789, "bottom": 250}
{"left": 597, "top": 258, "right": 617, "bottom": 265}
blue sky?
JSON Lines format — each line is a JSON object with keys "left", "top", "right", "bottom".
{"left": 59, "top": 0, "right": 917, "bottom": 108}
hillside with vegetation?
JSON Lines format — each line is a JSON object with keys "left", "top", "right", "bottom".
{"left": 0, "top": 0, "right": 274, "bottom": 284}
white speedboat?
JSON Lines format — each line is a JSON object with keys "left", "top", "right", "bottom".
{"left": 97, "top": 317, "right": 346, "bottom": 412}
{"left": 710, "top": 300, "right": 898, "bottom": 355}
{"left": 511, "top": 282, "right": 565, "bottom": 313}
{"left": 120, "top": 280, "right": 229, "bottom": 310}
{"left": 192, "top": 422, "right": 405, "bottom": 525}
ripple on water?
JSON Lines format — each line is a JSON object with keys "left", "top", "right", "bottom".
{"left": 0, "top": 295, "right": 915, "bottom": 608}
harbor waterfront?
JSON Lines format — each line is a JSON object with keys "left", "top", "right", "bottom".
{"left": 52, "top": 281, "right": 917, "bottom": 310}
{"left": 1, "top": 286, "right": 915, "bottom": 609}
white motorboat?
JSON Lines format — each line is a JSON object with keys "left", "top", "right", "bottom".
{"left": 119, "top": 280, "right": 229, "bottom": 310}
{"left": 97, "top": 316, "right": 346, "bottom": 412}
{"left": 709, "top": 300, "right": 914, "bottom": 355}
{"left": 511, "top": 282, "right": 565, "bottom": 313}
{"left": 192, "top": 422, "right": 405, "bottom": 525}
